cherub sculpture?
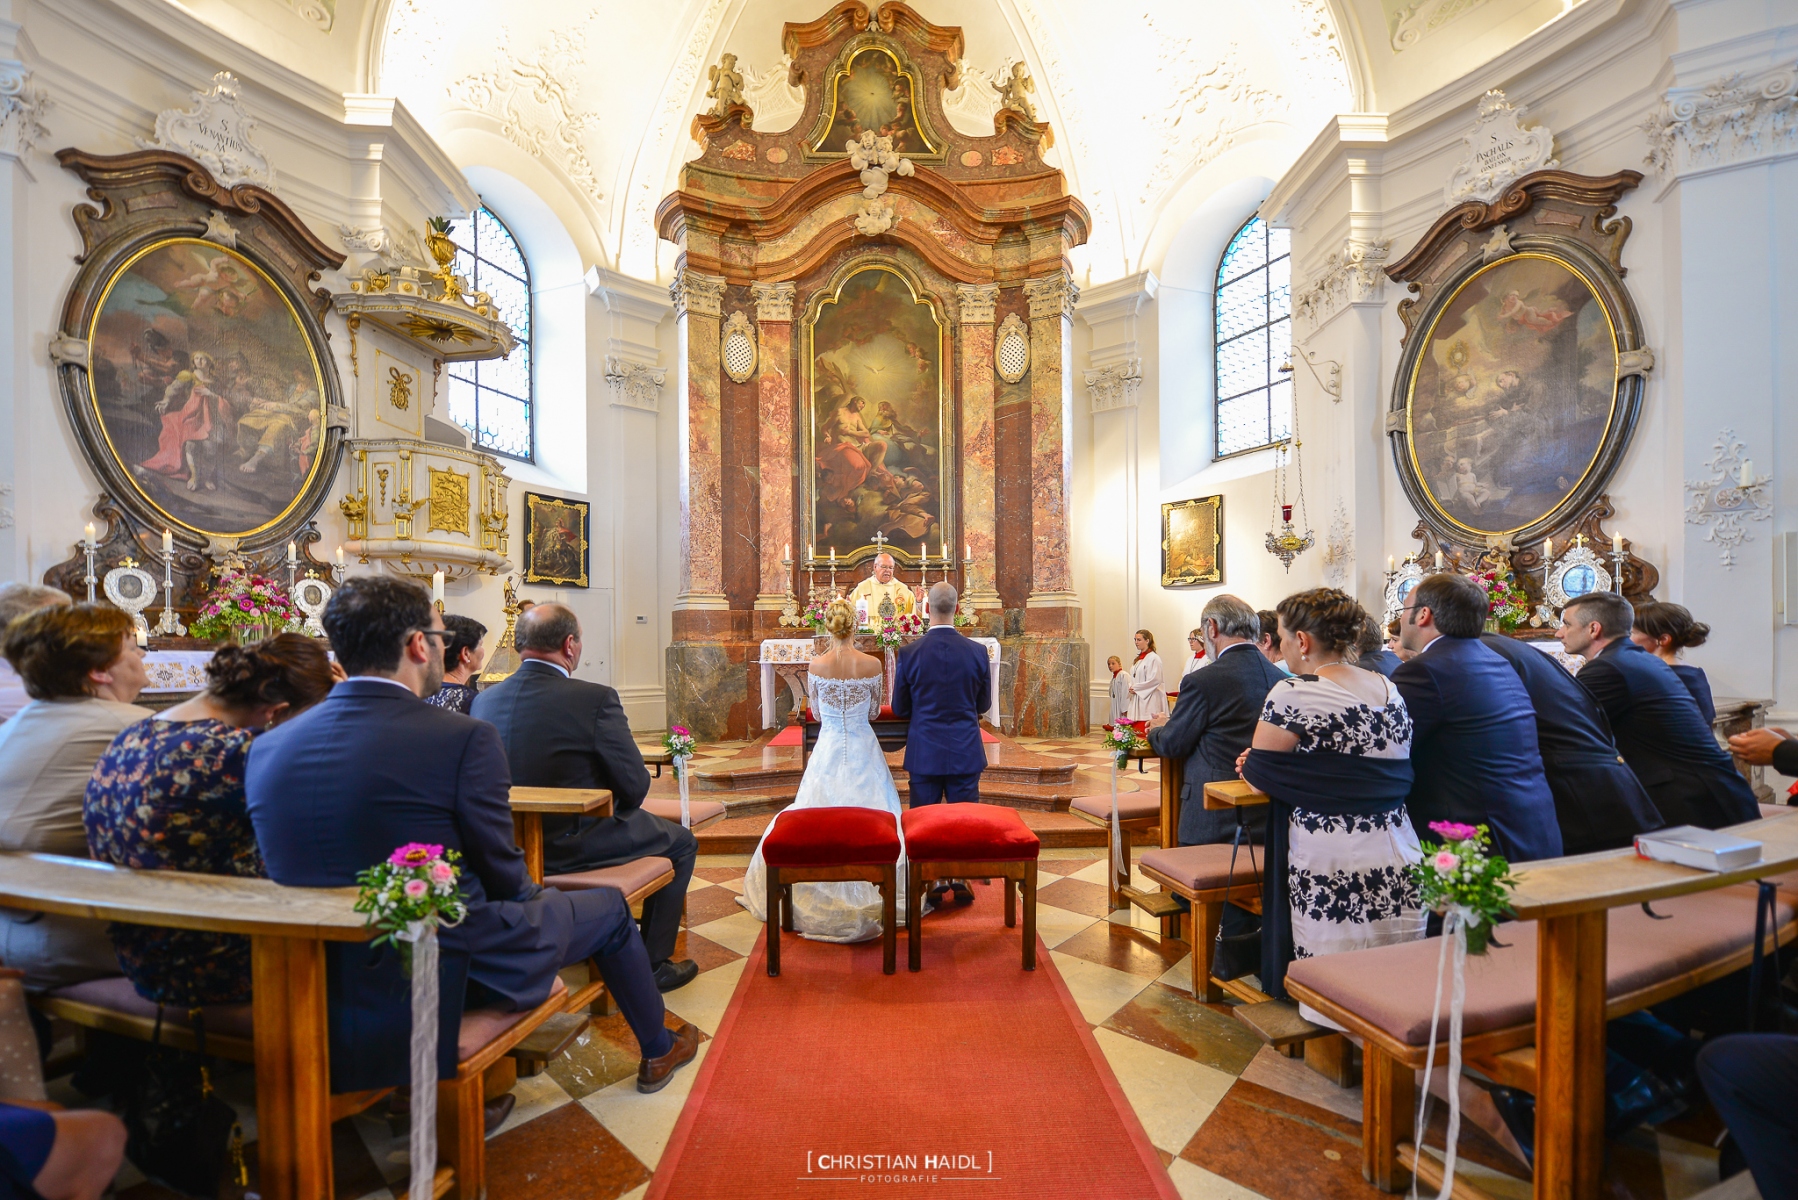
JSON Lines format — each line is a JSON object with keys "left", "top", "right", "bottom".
{"left": 996, "top": 61, "right": 1036, "bottom": 119}
{"left": 847, "top": 130, "right": 914, "bottom": 200}
{"left": 706, "top": 53, "right": 746, "bottom": 117}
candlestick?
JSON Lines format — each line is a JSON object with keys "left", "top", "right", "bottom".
{"left": 81, "top": 523, "right": 98, "bottom": 602}
{"left": 153, "top": 535, "right": 187, "bottom": 637}
{"left": 1608, "top": 534, "right": 1627, "bottom": 594}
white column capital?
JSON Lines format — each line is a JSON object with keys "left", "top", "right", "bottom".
{"left": 670, "top": 269, "right": 726, "bottom": 320}
{"left": 750, "top": 280, "right": 796, "bottom": 323}
{"left": 1023, "top": 271, "right": 1078, "bottom": 321}
{"left": 955, "top": 283, "right": 1000, "bottom": 325}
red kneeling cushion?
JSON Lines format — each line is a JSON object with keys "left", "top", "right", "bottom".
{"left": 902, "top": 804, "right": 1041, "bottom": 862}
{"left": 763, "top": 806, "right": 902, "bottom": 867}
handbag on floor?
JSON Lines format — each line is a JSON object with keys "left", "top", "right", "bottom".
{"left": 121, "top": 1006, "right": 247, "bottom": 1199}
{"left": 1210, "top": 820, "right": 1262, "bottom": 982}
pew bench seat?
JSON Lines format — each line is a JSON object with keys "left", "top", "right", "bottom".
{"left": 544, "top": 856, "right": 677, "bottom": 1014}
{"left": 1068, "top": 793, "right": 1161, "bottom": 911}
{"left": 642, "top": 797, "right": 727, "bottom": 831}
{"left": 1135, "top": 843, "right": 1263, "bottom": 1004}
{"left": 1281, "top": 884, "right": 1798, "bottom": 1192}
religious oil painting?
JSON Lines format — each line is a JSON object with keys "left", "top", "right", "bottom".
{"left": 523, "top": 492, "right": 590, "bottom": 588}
{"left": 808, "top": 46, "right": 937, "bottom": 159}
{"left": 85, "top": 237, "right": 328, "bottom": 538}
{"left": 807, "top": 265, "right": 947, "bottom": 562}
{"left": 1162, "top": 495, "right": 1224, "bottom": 587}
{"left": 1406, "top": 253, "right": 1619, "bottom": 536}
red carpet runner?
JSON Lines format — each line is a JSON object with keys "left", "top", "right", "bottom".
{"left": 646, "top": 887, "right": 1179, "bottom": 1199}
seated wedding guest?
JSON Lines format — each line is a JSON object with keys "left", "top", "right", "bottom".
{"left": 1238, "top": 588, "right": 1422, "bottom": 1005}
{"left": 1563, "top": 592, "right": 1757, "bottom": 829}
{"left": 1354, "top": 615, "right": 1402, "bottom": 677}
{"left": 1126, "top": 630, "right": 1166, "bottom": 720}
{"left": 0, "top": 605, "right": 148, "bottom": 990}
{"left": 0, "top": 1100, "right": 125, "bottom": 1200}
{"left": 1182, "top": 629, "right": 1206, "bottom": 677}
{"left": 1697, "top": 1033, "right": 1798, "bottom": 1199}
{"left": 84, "top": 635, "right": 334, "bottom": 1006}
{"left": 0, "top": 585, "right": 70, "bottom": 723}
{"left": 1479, "top": 632, "right": 1664, "bottom": 854}
{"left": 1394, "top": 574, "right": 1562, "bottom": 862}
{"left": 472, "top": 603, "right": 698, "bottom": 993}
{"left": 1147, "top": 596, "right": 1284, "bottom": 846}
{"left": 1630, "top": 600, "right": 1715, "bottom": 722}
{"left": 1255, "top": 610, "right": 1284, "bottom": 667}
{"left": 426, "top": 614, "right": 487, "bottom": 714}
{"left": 247, "top": 578, "right": 695, "bottom": 1096}
{"left": 1106, "top": 656, "right": 1129, "bottom": 726}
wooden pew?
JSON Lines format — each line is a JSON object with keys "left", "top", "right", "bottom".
{"left": 508, "top": 786, "right": 613, "bottom": 883}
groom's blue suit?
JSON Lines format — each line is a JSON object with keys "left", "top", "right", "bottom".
{"left": 892, "top": 624, "right": 991, "bottom": 805}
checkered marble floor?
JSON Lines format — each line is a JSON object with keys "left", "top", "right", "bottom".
{"left": 90, "top": 732, "right": 1730, "bottom": 1200}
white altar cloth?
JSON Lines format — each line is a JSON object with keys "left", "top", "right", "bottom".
{"left": 757, "top": 635, "right": 1001, "bottom": 729}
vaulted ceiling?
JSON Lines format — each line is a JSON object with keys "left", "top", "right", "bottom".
{"left": 173, "top": 0, "right": 1586, "bottom": 282}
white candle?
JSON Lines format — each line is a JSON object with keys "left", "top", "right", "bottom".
{"left": 941, "top": 541, "right": 948, "bottom": 562}
{"left": 1387, "top": 555, "right": 1395, "bottom": 572}
{"left": 162, "top": 528, "right": 173, "bottom": 555}
{"left": 1612, "top": 531, "right": 1623, "bottom": 553}
{"left": 1739, "top": 458, "right": 1753, "bottom": 488}
{"left": 1435, "top": 550, "right": 1444, "bottom": 570}
{"left": 432, "top": 570, "right": 444, "bottom": 605}
{"left": 335, "top": 545, "right": 345, "bottom": 567}
{"left": 83, "top": 522, "right": 95, "bottom": 548}
{"left": 831, "top": 547, "right": 836, "bottom": 564}
{"left": 783, "top": 543, "right": 790, "bottom": 562}
{"left": 287, "top": 541, "right": 297, "bottom": 564}
{"left": 135, "top": 626, "right": 148, "bottom": 648}
{"left": 920, "top": 542, "right": 927, "bottom": 563}
{"left": 964, "top": 544, "right": 971, "bottom": 561}
{"left": 1543, "top": 536, "right": 1553, "bottom": 561}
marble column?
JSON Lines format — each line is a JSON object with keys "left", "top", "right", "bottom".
{"left": 1014, "top": 270, "right": 1088, "bottom": 736}
{"left": 751, "top": 281, "right": 796, "bottom": 612}
{"left": 955, "top": 283, "right": 1000, "bottom": 609}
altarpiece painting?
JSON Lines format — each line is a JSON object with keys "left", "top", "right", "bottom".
{"left": 805, "top": 45, "right": 939, "bottom": 161}
{"left": 806, "top": 264, "right": 948, "bottom": 563}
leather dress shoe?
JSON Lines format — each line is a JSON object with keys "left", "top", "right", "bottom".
{"left": 1605, "top": 1067, "right": 1685, "bottom": 1137}
{"left": 653, "top": 959, "right": 699, "bottom": 992}
{"left": 1488, "top": 1086, "right": 1535, "bottom": 1168}
{"left": 483, "top": 1093, "right": 516, "bottom": 1135}
{"left": 950, "top": 882, "right": 975, "bottom": 905}
{"left": 638, "top": 1020, "right": 699, "bottom": 1094}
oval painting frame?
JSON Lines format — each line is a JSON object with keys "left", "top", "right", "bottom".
{"left": 1396, "top": 247, "right": 1639, "bottom": 544}
{"left": 83, "top": 236, "right": 330, "bottom": 540}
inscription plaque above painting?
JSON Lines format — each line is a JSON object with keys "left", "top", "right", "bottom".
{"left": 1385, "top": 170, "right": 1654, "bottom": 558}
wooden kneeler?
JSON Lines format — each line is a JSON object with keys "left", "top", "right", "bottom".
{"left": 766, "top": 863, "right": 898, "bottom": 976}
{"left": 901, "top": 804, "right": 1043, "bottom": 972}
{"left": 759, "top": 807, "right": 904, "bottom": 977}
{"left": 907, "top": 858, "right": 1037, "bottom": 971}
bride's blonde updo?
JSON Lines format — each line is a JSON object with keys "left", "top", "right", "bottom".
{"left": 823, "top": 598, "right": 857, "bottom": 641}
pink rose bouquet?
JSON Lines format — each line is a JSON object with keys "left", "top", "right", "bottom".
{"left": 189, "top": 569, "right": 303, "bottom": 642}
{"left": 355, "top": 843, "right": 468, "bottom": 972}
{"left": 1410, "top": 821, "right": 1517, "bottom": 955}
{"left": 1102, "top": 721, "right": 1146, "bottom": 770}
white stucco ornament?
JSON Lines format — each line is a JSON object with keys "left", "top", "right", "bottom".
{"left": 1444, "top": 90, "right": 1556, "bottom": 206}
{"left": 847, "top": 131, "right": 913, "bottom": 236}
{"left": 138, "top": 71, "right": 274, "bottom": 190}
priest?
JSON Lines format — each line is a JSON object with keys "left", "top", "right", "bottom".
{"left": 848, "top": 552, "right": 918, "bottom": 624}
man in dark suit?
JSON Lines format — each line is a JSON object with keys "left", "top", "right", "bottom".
{"left": 246, "top": 578, "right": 695, "bottom": 1097}
{"left": 471, "top": 604, "right": 698, "bottom": 993}
{"left": 1393, "top": 573, "right": 1563, "bottom": 862}
{"left": 1562, "top": 592, "right": 1758, "bottom": 829}
{"left": 1354, "top": 615, "right": 1403, "bottom": 678}
{"left": 1480, "top": 632, "right": 1664, "bottom": 854}
{"left": 1146, "top": 594, "right": 1285, "bottom": 846}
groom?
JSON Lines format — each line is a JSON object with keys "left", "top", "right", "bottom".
{"left": 892, "top": 582, "right": 992, "bottom": 901}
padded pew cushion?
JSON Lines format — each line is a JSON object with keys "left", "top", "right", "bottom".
{"left": 1070, "top": 792, "right": 1160, "bottom": 822}
{"left": 46, "top": 976, "right": 254, "bottom": 1041}
{"left": 457, "top": 976, "right": 568, "bottom": 1061}
{"left": 902, "top": 804, "right": 1039, "bottom": 862}
{"left": 546, "top": 857, "right": 674, "bottom": 898}
{"left": 641, "top": 797, "right": 727, "bottom": 827}
{"left": 1138, "top": 843, "right": 1263, "bottom": 891}
{"left": 1285, "top": 885, "right": 1798, "bottom": 1048}
{"left": 763, "top": 807, "right": 902, "bottom": 868}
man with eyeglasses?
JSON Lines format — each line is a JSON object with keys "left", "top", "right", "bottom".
{"left": 246, "top": 577, "right": 697, "bottom": 1107}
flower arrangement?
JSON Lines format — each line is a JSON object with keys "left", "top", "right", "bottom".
{"left": 1102, "top": 721, "right": 1146, "bottom": 769}
{"left": 189, "top": 570, "right": 303, "bottom": 643}
{"left": 1469, "top": 568, "right": 1530, "bottom": 633}
{"left": 874, "top": 619, "right": 905, "bottom": 650}
{"left": 663, "top": 725, "right": 696, "bottom": 778}
{"left": 895, "top": 612, "right": 925, "bottom": 637}
{"left": 1411, "top": 822, "right": 1516, "bottom": 954}
{"left": 354, "top": 843, "right": 468, "bottom": 972}
{"left": 803, "top": 595, "right": 835, "bottom": 632}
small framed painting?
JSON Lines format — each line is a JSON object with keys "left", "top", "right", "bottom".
{"left": 522, "top": 492, "right": 589, "bottom": 588}
{"left": 1162, "top": 495, "right": 1223, "bottom": 587}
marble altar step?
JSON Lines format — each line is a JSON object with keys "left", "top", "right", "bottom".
{"left": 694, "top": 809, "right": 1164, "bottom": 856}
{"left": 692, "top": 730, "right": 1078, "bottom": 794}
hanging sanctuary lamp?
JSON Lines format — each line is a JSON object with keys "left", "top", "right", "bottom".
{"left": 1264, "top": 387, "right": 1315, "bottom": 571}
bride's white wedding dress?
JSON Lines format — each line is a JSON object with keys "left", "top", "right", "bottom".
{"left": 740, "top": 672, "right": 913, "bottom": 942}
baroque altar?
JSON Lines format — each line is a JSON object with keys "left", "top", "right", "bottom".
{"left": 658, "top": 2, "right": 1090, "bottom": 740}
{"left": 757, "top": 632, "right": 1003, "bottom": 729}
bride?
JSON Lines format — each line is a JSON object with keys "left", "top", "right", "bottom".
{"left": 740, "top": 598, "right": 914, "bottom": 941}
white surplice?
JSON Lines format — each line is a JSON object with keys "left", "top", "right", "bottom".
{"left": 1126, "top": 650, "right": 1167, "bottom": 720}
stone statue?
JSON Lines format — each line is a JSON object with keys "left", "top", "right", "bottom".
{"left": 996, "top": 62, "right": 1036, "bottom": 120}
{"left": 706, "top": 53, "right": 746, "bottom": 118}
{"left": 847, "top": 130, "right": 913, "bottom": 200}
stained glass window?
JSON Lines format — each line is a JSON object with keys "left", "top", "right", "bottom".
{"left": 447, "top": 206, "right": 533, "bottom": 460}
{"left": 1214, "top": 216, "right": 1291, "bottom": 458}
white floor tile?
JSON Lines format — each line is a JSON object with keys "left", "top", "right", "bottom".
{"left": 1034, "top": 902, "right": 1099, "bottom": 949}
{"left": 617, "top": 1184, "right": 649, "bottom": 1200}
{"left": 1167, "top": 1158, "right": 1270, "bottom": 1200}
{"left": 1656, "top": 1130, "right": 1725, "bottom": 1199}
{"left": 1049, "top": 951, "right": 1150, "bottom": 1025}
{"left": 664, "top": 957, "right": 746, "bottom": 1035}
{"left": 690, "top": 909, "right": 766, "bottom": 955}
{"left": 1093, "top": 1027, "right": 1236, "bottom": 1155}
{"left": 715, "top": 875, "right": 745, "bottom": 894}
{"left": 1238, "top": 1044, "right": 1362, "bottom": 1124}
{"left": 696, "top": 854, "right": 751, "bottom": 868}
{"left": 491, "top": 1069, "right": 575, "bottom": 1138}
{"left": 1156, "top": 953, "right": 1194, "bottom": 991}
{"left": 581, "top": 1041, "right": 712, "bottom": 1170}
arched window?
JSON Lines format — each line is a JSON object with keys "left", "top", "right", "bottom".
{"left": 1214, "top": 216, "right": 1292, "bottom": 458}
{"left": 447, "top": 205, "right": 533, "bottom": 460}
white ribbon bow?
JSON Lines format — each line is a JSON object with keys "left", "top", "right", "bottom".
{"left": 676, "top": 754, "right": 692, "bottom": 827}
{"left": 396, "top": 920, "right": 441, "bottom": 1200}
{"left": 1412, "top": 904, "right": 1476, "bottom": 1199}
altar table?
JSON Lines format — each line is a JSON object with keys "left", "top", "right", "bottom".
{"left": 757, "top": 635, "right": 1002, "bottom": 729}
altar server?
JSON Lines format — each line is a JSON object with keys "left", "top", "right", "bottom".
{"left": 1106, "top": 656, "right": 1129, "bottom": 726}
{"left": 1562, "top": 592, "right": 1757, "bottom": 830}
{"left": 1126, "top": 630, "right": 1167, "bottom": 720}
{"left": 1182, "top": 629, "right": 1207, "bottom": 676}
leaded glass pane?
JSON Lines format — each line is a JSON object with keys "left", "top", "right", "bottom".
{"left": 447, "top": 205, "right": 534, "bottom": 461}
{"left": 1212, "top": 216, "right": 1294, "bottom": 457}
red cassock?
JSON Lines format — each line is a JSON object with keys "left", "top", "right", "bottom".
{"left": 141, "top": 381, "right": 220, "bottom": 476}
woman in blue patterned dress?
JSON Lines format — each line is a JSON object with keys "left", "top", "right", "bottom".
{"left": 84, "top": 635, "right": 335, "bottom": 1005}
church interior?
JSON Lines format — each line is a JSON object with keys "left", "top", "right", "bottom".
{"left": 1, "top": 0, "right": 1796, "bottom": 1198}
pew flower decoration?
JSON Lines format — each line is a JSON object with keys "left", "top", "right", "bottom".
{"left": 664, "top": 726, "right": 697, "bottom": 827}
{"left": 1102, "top": 721, "right": 1146, "bottom": 769}
{"left": 189, "top": 570, "right": 303, "bottom": 642}
{"left": 1412, "top": 822, "right": 1516, "bottom": 955}
{"left": 354, "top": 843, "right": 468, "bottom": 973}
{"left": 1470, "top": 569, "right": 1529, "bottom": 633}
